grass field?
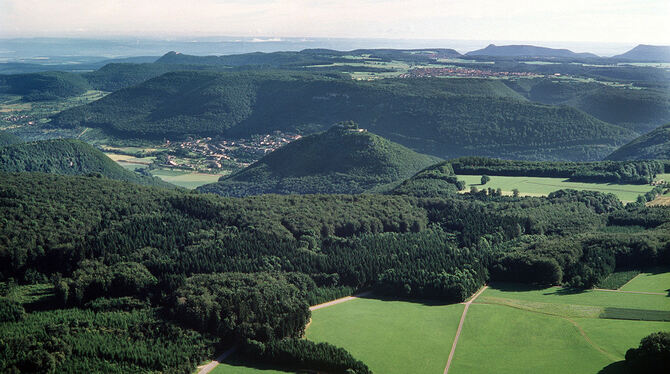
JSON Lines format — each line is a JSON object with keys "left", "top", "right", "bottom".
{"left": 449, "top": 304, "right": 613, "bottom": 374}
{"left": 457, "top": 175, "right": 655, "bottom": 202}
{"left": 306, "top": 298, "right": 464, "bottom": 374}
{"left": 211, "top": 358, "right": 289, "bottom": 374}
{"left": 149, "top": 168, "right": 224, "bottom": 189}
{"left": 620, "top": 269, "right": 670, "bottom": 294}
{"left": 481, "top": 284, "right": 670, "bottom": 311}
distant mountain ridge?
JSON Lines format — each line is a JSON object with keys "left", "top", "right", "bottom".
{"left": 197, "top": 122, "right": 441, "bottom": 196}
{"left": 606, "top": 123, "right": 670, "bottom": 161}
{"left": 466, "top": 44, "right": 599, "bottom": 59}
{"left": 0, "top": 138, "right": 173, "bottom": 188}
{"left": 612, "top": 44, "right": 670, "bottom": 62}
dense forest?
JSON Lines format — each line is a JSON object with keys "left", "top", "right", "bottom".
{"left": 505, "top": 78, "right": 670, "bottom": 133}
{"left": 607, "top": 122, "right": 670, "bottom": 161}
{"left": 0, "top": 131, "right": 22, "bottom": 147}
{"left": 447, "top": 157, "right": 668, "bottom": 184}
{"left": 1, "top": 168, "right": 668, "bottom": 372}
{"left": 50, "top": 70, "right": 634, "bottom": 161}
{"left": 0, "top": 139, "right": 172, "bottom": 188}
{"left": 0, "top": 72, "right": 91, "bottom": 101}
{"left": 198, "top": 122, "right": 441, "bottom": 196}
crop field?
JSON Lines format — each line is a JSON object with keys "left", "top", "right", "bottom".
{"left": 456, "top": 174, "right": 655, "bottom": 202}
{"left": 620, "top": 269, "right": 670, "bottom": 294}
{"left": 149, "top": 168, "right": 224, "bottom": 189}
{"left": 306, "top": 298, "right": 464, "bottom": 374}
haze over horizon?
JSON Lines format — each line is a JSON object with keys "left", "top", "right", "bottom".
{"left": 1, "top": 0, "right": 669, "bottom": 49}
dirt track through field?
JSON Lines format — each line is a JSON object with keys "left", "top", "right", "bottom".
{"left": 197, "top": 346, "right": 236, "bottom": 374}
{"left": 443, "top": 285, "right": 488, "bottom": 374}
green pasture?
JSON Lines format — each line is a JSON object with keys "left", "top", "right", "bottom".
{"left": 449, "top": 304, "right": 613, "bottom": 374}
{"left": 620, "top": 269, "right": 670, "bottom": 294}
{"left": 306, "top": 297, "right": 464, "bottom": 374}
{"left": 481, "top": 284, "right": 670, "bottom": 311}
{"left": 149, "top": 168, "right": 223, "bottom": 189}
{"left": 575, "top": 318, "right": 670, "bottom": 358}
{"left": 457, "top": 174, "right": 655, "bottom": 202}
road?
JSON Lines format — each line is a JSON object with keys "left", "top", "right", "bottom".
{"left": 443, "top": 285, "right": 488, "bottom": 374}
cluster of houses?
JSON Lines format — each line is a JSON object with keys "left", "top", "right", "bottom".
{"left": 400, "top": 67, "right": 539, "bottom": 79}
{"left": 163, "top": 132, "right": 302, "bottom": 170}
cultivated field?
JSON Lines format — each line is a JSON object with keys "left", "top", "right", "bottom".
{"left": 456, "top": 175, "right": 655, "bottom": 202}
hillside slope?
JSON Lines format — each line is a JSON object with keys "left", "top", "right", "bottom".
{"left": 51, "top": 71, "right": 635, "bottom": 161}
{"left": 466, "top": 44, "right": 598, "bottom": 59}
{"left": 0, "top": 72, "right": 91, "bottom": 101}
{"left": 197, "top": 122, "right": 441, "bottom": 196}
{"left": 0, "top": 131, "right": 22, "bottom": 147}
{"left": 0, "top": 138, "right": 173, "bottom": 188}
{"left": 606, "top": 123, "right": 670, "bottom": 160}
{"left": 613, "top": 45, "right": 670, "bottom": 62}
{"left": 505, "top": 79, "right": 670, "bottom": 133}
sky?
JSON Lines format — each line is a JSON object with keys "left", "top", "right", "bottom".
{"left": 1, "top": 0, "right": 669, "bottom": 46}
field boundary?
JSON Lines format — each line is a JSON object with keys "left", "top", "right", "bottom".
{"left": 443, "top": 285, "right": 488, "bottom": 374}
{"left": 309, "top": 291, "right": 373, "bottom": 311}
{"left": 593, "top": 288, "right": 666, "bottom": 296}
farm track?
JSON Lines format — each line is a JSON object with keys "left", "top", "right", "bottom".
{"left": 443, "top": 285, "right": 488, "bottom": 374}
{"left": 197, "top": 346, "right": 237, "bottom": 374}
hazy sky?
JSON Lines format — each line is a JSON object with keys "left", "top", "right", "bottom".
{"left": 1, "top": 0, "right": 669, "bottom": 45}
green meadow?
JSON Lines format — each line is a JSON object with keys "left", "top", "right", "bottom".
{"left": 456, "top": 175, "right": 655, "bottom": 202}
{"left": 449, "top": 304, "right": 613, "bottom": 374}
{"left": 306, "top": 298, "right": 464, "bottom": 374}
{"left": 620, "top": 269, "right": 670, "bottom": 294}
{"left": 149, "top": 168, "right": 224, "bottom": 189}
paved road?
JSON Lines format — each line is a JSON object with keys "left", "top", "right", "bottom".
{"left": 443, "top": 285, "right": 488, "bottom": 374}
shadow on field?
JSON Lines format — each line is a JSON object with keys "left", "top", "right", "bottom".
{"left": 357, "top": 293, "right": 457, "bottom": 307}
{"left": 487, "top": 282, "right": 551, "bottom": 293}
{"left": 221, "top": 353, "right": 300, "bottom": 373}
{"left": 544, "top": 287, "right": 588, "bottom": 296}
{"left": 598, "top": 361, "right": 629, "bottom": 374}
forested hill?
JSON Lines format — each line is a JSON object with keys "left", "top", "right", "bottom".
{"left": 0, "top": 131, "right": 22, "bottom": 147}
{"left": 465, "top": 44, "right": 598, "bottom": 59}
{"left": 504, "top": 78, "right": 670, "bottom": 134}
{"left": 0, "top": 71, "right": 91, "bottom": 101}
{"left": 612, "top": 44, "right": 670, "bottom": 62}
{"left": 197, "top": 122, "right": 441, "bottom": 196}
{"left": 155, "top": 48, "right": 462, "bottom": 67}
{"left": 606, "top": 123, "right": 670, "bottom": 161}
{"left": 0, "top": 138, "right": 173, "bottom": 188}
{"left": 51, "top": 70, "right": 634, "bottom": 161}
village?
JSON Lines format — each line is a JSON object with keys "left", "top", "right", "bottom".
{"left": 162, "top": 131, "right": 302, "bottom": 171}
{"left": 400, "top": 66, "right": 540, "bottom": 79}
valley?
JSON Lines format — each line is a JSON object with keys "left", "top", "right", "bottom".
{"left": 1, "top": 37, "right": 669, "bottom": 374}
